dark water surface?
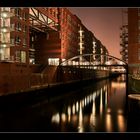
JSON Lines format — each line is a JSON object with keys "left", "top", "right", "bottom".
{"left": 0, "top": 74, "right": 128, "bottom": 132}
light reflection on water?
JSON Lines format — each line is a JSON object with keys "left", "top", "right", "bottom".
{"left": 0, "top": 74, "right": 127, "bottom": 132}
{"left": 50, "top": 74, "right": 127, "bottom": 132}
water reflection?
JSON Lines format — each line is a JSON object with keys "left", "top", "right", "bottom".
{"left": 50, "top": 74, "right": 127, "bottom": 132}
{"left": 117, "top": 110, "right": 125, "bottom": 132}
{"left": 100, "top": 88, "right": 103, "bottom": 115}
{"left": 78, "top": 102, "right": 83, "bottom": 132}
{"left": 90, "top": 101, "right": 96, "bottom": 129}
{"left": 0, "top": 74, "right": 127, "bottom": 132}
{"left": 106, "top": 113, "right": 112, "bottom": 132}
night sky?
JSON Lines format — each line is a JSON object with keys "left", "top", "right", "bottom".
{"left": 68, "top": 8, "right": 123, "bottom": 59}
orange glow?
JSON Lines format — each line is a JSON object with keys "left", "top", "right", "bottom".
{"left": 100, "top": 89, "right": 103, "bottom": 115}
{"left": 61, "top": 113, "right": 66, "bottom": 122}
{"left": 78, "top": 102, "right": 84, "bottom": 132}
{"left": 117, "top": 114, "right": 125, "bottom": 132}
{"left": 106, "top": 114, "right": 112, "bottom": 132}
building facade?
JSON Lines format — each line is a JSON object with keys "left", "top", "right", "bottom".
{"left": 0, "top": 7, "right": 109, "bottom": 95}
{"left": 128, "top": 8, "right": 140, "bottom": 74}
{"left": 120, "top": 9, "right": 128, "bottom": 64}
{"left": 120, "top": 25, "right": 128, "bottom": 63}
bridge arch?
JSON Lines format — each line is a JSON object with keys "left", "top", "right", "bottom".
{"left": 60, "top": 54, "right": 127, "bottom": 67}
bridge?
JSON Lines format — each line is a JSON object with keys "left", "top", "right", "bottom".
{"left": 59, "top": 53, "right": 127, "bottom": 74}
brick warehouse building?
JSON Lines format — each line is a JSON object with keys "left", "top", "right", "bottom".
{"left": 128, "top": 8, "right": 140, "bottom": 74}
{"left": 0, "top": 7, "right": 108, "bottom": 95}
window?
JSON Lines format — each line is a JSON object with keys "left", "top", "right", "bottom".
{"left": 15, "top": 51, "right": 20, "bottom": 62}
{"left": 48, "top": 58, "right": 59, "bottom": 65}
{"left": 23, "top": 12, "right": 28, "bottom": 20}
{"left": 1, "top": 7, "right": 10, "bottom": 12}
{"left": 29, "top": 58, "right": 35, "bottom": 64}
{"left": 31, "top": 36, "right": 34, "bottom": 41}
{"left": 15, "top": 8, "right": 21, "bottom": 17}
{"left": 15, "top": 51, "right": 26, "bottom": 63}
{"left": 15, "top": 36, "right": 21, "bottom": 44}
{"left": 10, "top": 38, "right": 15, "bottom": 45}
{"left": 23, "top": 38, "right": 27, "bottom": 46}
{"left": 21, "top": 51, "right": 26, "bottom": 63}
{"left": 23, "top": 25, "right": 27, "bottom": 32}
{"left": 10, "top": 23, "right": 15, "bottom": 31}
{"left": 16, "top": 22, "right": 22, "bottom": 31}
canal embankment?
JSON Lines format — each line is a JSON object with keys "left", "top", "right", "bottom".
{"left": 0, "top": 64, "right": 122, "bottom": 110}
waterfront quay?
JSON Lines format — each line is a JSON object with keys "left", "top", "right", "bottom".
{"left": 0, "top": 63, "right": 113, "bottom": 109}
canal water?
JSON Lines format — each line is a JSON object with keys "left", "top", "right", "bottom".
{"left": 0, "top": 74, "right": 128, "bottom": 132}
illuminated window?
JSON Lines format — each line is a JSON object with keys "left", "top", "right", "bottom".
{"left": 29, "top": 58, "right": 35, "bottom": 64}
{"left": 48, "top": 58, "right": 59, "bottom": 65}
{"left": 1, "top": 7, "right": 10, "bottom": 12}
{"left": 31, "top": 36, "right": 34, "bottom": 41}
{"left": 15, "top": 50, "right": 26, "bottom": 63}
{"left": 21, "top": 51, "right": 26, "bottom": 63}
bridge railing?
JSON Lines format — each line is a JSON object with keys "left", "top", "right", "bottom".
{"left": 59, "top": 54, "right": 127, "bottom": 72}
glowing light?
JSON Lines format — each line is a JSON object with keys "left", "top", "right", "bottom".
{"left": 111, "top": 82, "right": 125, "bottom": 88}
{"left": 90, "top": 101, "right": 96, "bottom": 128}
{"left": 105, "top": 90, "right": 108, "bottom": 108}
{"left": 51, "top": 113, "right": 60, "bottom": 124}
{"left": 78, "top": 102, "right": 84, "bottom": 132}
{"left": 105, "top": 61, "right": 111, "bottom": 65}
{"left": 81, "top": 100, "right": 84, "bottom": 107}
{"left": 117, "top": 114, "right": 125, "bottom": 132}
{"left": 1, "top": 44, "right": 7, "bottom": 48}
{"left": 106, "top": 114, "right": 112, "bottom": 132}
{"left": 118, "top": 109, "right": 123, "bottom": 114}
{"left": 92, "top": 101, "right": 96, "bottom": 115}
{"left": 119, "top": 61, "right": 125, "bottom": 65}
{"left": 48, "top": 58, "right": 59, "bottom": 65}
{"left": 84, "top": 98, "right": 87, "bottom": 106}
{"left": 1, "top": 28, "right": 8, "bottom": 33}
{"left": 100, "top": 91, "right": 103, "bottom": 115}
{"left": 107, "top": 108, "right": 111, "bottom": 114}
{"left": 61, "top": 113, "right": 66, "bottom": 122}
{"left": 1, "top": 12, "right": 8, "bottom": 18}
{"left": 67, "top": 106, "right": 71, "bottom": 122}
{"left": 67, "top": 106, "right": 71, "bottom": 116}
{"left": 87, "top": 96, "right": 89, "bottom": 104}
{"left": 72, "top": 104, "right": 75, "bottom": 114}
